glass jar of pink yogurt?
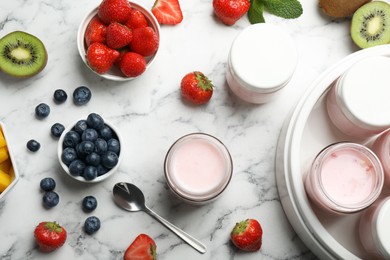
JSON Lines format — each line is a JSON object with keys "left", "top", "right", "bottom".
{"left": 304, "top": 142, "right": 384, "bottom": 214}
{"left": 164, "top": 133, "right": 233, "bottom": 205}
{"left": 326, "top": 56, "right": 390, "bottom": 140}
{"left": 359, "top": 197, "right": 390, "bottom": 259}
{"left": 372, "top": 129, "right": 390, "bottom": 189}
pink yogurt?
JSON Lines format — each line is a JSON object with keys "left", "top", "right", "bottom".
{"left": 305, "top": 142, "right": 384, "bottom": 214}
{"left": 372, "top": 129, "right": 390, "bottom": 188}
{"left": 164, "top": 133, "right": 233, "bottom": 204}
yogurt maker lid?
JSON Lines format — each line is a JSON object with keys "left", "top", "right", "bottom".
{"left": 374, "top": 197, "right": 390, "bottom": 258}
{"left": 229, "top": 23, "right": 298, "bottom": 93}
{"left": 336, "top": 56, "right": 390, "bottom": 130}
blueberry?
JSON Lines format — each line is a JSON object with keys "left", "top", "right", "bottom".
{"left": 35, "top": 103, "right": 50, "bottom": 118}
{"left": 68, "top": 159, "right": 86, "bottom": 176}
{"left": 53, "top": 89, "right": 68, "bottom": 104}
{"left": 63, "top": 130, "right": 81, "bottom": 148}
{"left": 101, "top": 151, "right": 119, "bottom": 169}
{"left": 73, "top": 86, "right": 92, "bottom": 105}
{"left": 87, "top": 113, "right": 104, "bottom": 130}
{"left": 94, "top": 138, "right": 108, "bottom": 155}
{"left": 51, "top": 123, "right": 65, "bottom": 138}
{"left": 107, "top": 138, "right": 120, "bottom": 154}
{"left": 84, "top": 216, "right": 100, "bottom": 235}
{"left": 61, "top": 147, "right": 77, "bottom": 165}
{"left": 83, "top": 166, "right": 97, "bottom": 180}
{"left": 82, "top": 196, "right": 98, "bottom": 212}
{"left": 86, "top": 152, "right": 101, "bottom": 166}
{"left": 99, "top": 125, "right": 113, "bottom": 140}
{"left": 42, "top": 191, "right": 59, "bottom": 208}
{"left": 74, "top": 120, "right": 88, "bottom": 134}
{"left": 96, "top": 165, "right": 109, "bottom": 176}
{"left": 27, "top": 139, "right": 40, "bottom": 152}
{"left": 82, "top": 128, "right": 98, "bottom": 142}
{"left": 76, "top": 141, "right": 95, "bottom": 158}
{"left": 40, "top": 177, "right": 56, "bottom": 191}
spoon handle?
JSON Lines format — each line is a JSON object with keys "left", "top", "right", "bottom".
{"left": 144, "top": 206, "right": 207, "bottom": 254}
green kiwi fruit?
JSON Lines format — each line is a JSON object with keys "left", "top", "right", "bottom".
{"left": 0, "top": 31, "right": 47, "bottom": 78}
{"left": 351, "top": 1, "right": 390, "bottom": 49}
{"left": 319, "top": 0, "right": 371, "bottom": 18}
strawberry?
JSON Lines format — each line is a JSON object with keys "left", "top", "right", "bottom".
{"left": 34, "top": 221, "right": 67, "bottom": 252}
{"left": 85, "top": 16, "right": 107, "bottom": 47}
{"left": 180, "top": 71, "right": 214, "bottom": 105}
{"left": 125, "top": 9, "right": 148, "bottom": 30}
{"left": 213, "top": 0, "right": 250, "bottom": 26}
{"left": 129, "top": 27, "right": 159, "bottom": 57}
{"left": 106, "top": 22, "right": 133, "bottom": 49}
{"left": 119, "top": 52, "right": 146, "bottom": 77}
{"left": 230, "top": 219, "right": 263, "bottom": 251}
{"left": 86, "top": 42, "right": 120, "bottom": 74}
{"left": 124, "top": 234, "right": 156, "bottom": 260}
{"left": 151, "top": 0, "right": 183, "bottom": 25}
{"left": 98, "top": 0, "right": 132, "bottom": 24}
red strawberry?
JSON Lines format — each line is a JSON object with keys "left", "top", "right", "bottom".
{"left": 124, "top": 234, "right": 156, "bottom": 260}
{"left": 85, "top": 16, "right": 107, "bottom": 47}
{"left": 180, "top": 71, "right": 214, "bottom": 105}
{"left": 119, "top": 52, "right": 146, "bottom": 77}
{"left": 151, "top": 0, "right": 183, "bottom": 25}
{"left": 86, "top": 42, "right": 120, "bottom": 74}
{"left": 213, "top": 0, "right": 250, "bottom": 26}
{"left": 129, "top": 27, "right": 159, "bottom": 57}
{"left": 230, "top": 219, "right": 263, "bottom": 251}
{"left": 106, "top": 22, "right": 133, "bottom": 49}
{"left": 125, "top": 9, "right": 148, "bottom": 30}
{"left": 34, "top": 221, "right": 67, "bottom": 252}
{"left": 98, "top": 0, "right": 132, "bottom": 24}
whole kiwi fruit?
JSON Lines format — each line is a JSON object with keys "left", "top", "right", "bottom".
{"left": 351, "top": 1, "right": 390, "bottom": 48}
{"left": 319, "top": 0, "right": 371, "bottom": 18}
{"left": 0, "top": 31, "right": 48, "bottom": 78}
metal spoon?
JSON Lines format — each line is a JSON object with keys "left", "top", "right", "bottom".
{"left": 112, "top": 182, "right": 207, "bottom": 254}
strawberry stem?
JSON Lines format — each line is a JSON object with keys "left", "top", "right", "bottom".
{"left": 194, "top": 72, "right": 213, "bottom": 91}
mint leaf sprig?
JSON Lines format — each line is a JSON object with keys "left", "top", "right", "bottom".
{"left": 248, "top": 0, "right": 303, "bottom": 24}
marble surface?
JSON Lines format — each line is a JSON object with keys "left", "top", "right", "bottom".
{"left": 0, "top": 0, "right": 368, "bottom": 259}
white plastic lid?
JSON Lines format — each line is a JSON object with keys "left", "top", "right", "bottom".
{"left": 229, "top": 23, "right": 298, "bottom": 93}
{"left": 374, "top": 197, "right": 390, "bottom": 258}
{"left": 337, "top": 56, "right": 390, "bottom": 130}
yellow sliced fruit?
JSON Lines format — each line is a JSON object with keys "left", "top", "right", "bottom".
{"left": 0, "top": 170, "right": 12, "bottom": 192}
{"left": 0, "top": 159, "right": 12, "bottom": 174}
{"left": 0, "top": 128, "right": 6, "bottom": 148}
{"left": 0, "top": 147, "right": 9, "bottom": 164}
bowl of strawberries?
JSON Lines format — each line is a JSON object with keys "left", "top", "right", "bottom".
{"left": 77, "top": 0, "right": 160, "bottom": 81}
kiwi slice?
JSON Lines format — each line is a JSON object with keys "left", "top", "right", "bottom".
{"left": 0, "top": 31, "right": 47, "bottom": 78}
{"left": 351, "top": 1, "right": 390, "bottom": 49}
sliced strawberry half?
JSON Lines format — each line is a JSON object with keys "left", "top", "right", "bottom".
{"left": 151, "top": 0, "right": 183, "bottom": 25}
{"left": 124, "top": 234, "right": 156, "bottom": 260}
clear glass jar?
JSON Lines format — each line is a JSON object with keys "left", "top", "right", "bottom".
{"left": 372, "top": 129, "right": 390, "bottom": 188}
{"left": 226, "top": 23, "right": 298, "bottom": 104}
{"left": 164, "top": 133, "right": 233, "bottom": 205}
{"left": 304, "top": 142, "right": 384, "bottom": 214}
{"left": 326, "top": 56, "right": 390, "bottom": 140}
{"left": 359, "top": 197, "right": 390, "bottom": 259}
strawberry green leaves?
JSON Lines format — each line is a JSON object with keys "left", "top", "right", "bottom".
{"left": 248, "top": 0, "right": 303, "bottom": 24}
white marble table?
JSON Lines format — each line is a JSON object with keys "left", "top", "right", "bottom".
{"left": 0, "top": 0, "right": 363, "bottom": 259}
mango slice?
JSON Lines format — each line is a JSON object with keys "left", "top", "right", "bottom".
{"left": 0, "top": 147, "right": 9, "bottom": 164}
{"left": 0, "top": 170, "right": 11, "bottom": 192}
{"left": 0, "top": 159, "right": 11, "bottom": 173}
{"left": 0, "top": 128, "right": 6, "bottom": 148}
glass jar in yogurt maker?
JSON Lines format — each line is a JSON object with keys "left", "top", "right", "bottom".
{"left": 326, "top": 56, "right": 390, "bottom": 140}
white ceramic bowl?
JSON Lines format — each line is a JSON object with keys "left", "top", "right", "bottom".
{"left": 0, "top": 122, "right": 19, "bottom": 201}
{"left": 58, "top": 116, "right": 122, "bottom": 183}
{"left": 77, "top": 2, "right": 160, "bottom": 81}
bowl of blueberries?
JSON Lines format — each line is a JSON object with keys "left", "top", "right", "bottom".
{"left": 58, "top": 113, "right": 121, "bottom": 183}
